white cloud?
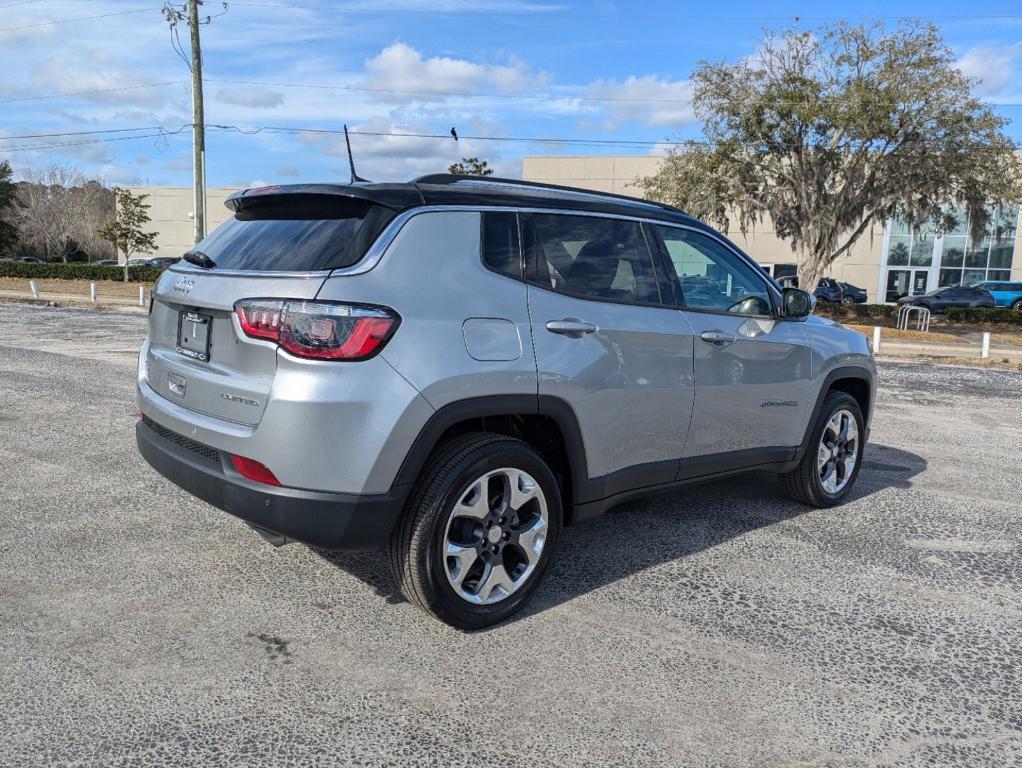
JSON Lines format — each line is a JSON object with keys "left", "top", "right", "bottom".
{"left": 585, "top": 75, "right": 695, "bottom": 129}
{"left": 216, "top": 86, "right": 285, "bottom": 109}
{"left": 364, "top": 42, "right": 544, "bottom": 103}
{"left": 30, "top": 48, "right": 177, "bottom": 109}
{"left": 957, "top": 44, "right": 1022, "bottom": 97}
{"left": 277, "top": 165, "right": 300, "bottom": 177}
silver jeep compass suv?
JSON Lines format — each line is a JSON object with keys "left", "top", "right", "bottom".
{"left": 136, "top": 175, "right": 875, "bottom": 628}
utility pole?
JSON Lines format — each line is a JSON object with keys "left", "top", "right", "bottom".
{"left": 187, "top": 0, "right": 206, "bottom": 244}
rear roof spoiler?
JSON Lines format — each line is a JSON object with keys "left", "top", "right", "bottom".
{"left": 224, "top": 183, "right": 424, "bottom": 213}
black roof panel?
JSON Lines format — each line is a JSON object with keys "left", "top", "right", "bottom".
{"left": 225, "top": 174, "right": 698, "bottom": 226}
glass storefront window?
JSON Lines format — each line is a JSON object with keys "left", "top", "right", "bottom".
{"left": 883, "top": 206, "right": 1018, "bottom": 301}
{"left": 989, "top": 242, "right": 1013, "bottom": 269}
{"left": 887, "top": 236, "right": 910, "bottom": 266}
{"left": 941, "top": 237, "right": 966, "bottom": 267}
{"left": 965, "top": 241, "right": 989, "bottom": 268}
{"left": 910, "top": 237, "right": 934, "bottom": 266}
{"left": 963, "top": 269, "right": 987, "bottom": 286}
{"left": 939, "top": 268, "right": 962, "bottom": 287}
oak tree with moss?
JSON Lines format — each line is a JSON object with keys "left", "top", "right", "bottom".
{"left": 641, "top": 22, "right": 1022, "bottom": 290}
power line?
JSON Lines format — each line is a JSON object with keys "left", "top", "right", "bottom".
{"left": 0, "top": 126, "right": 182, "bottom": 140}
{"left": 0, "top": 0, "right": 45, "bottom": 9}
{"left": 206, "top": 77, "right": 1022, "bottom": 109}
{"left": 3, "top": 122, "right": 1021, "bottom": 151}
{"left": 227, "top": 3, "right": 1022, "bottom": 21}
{"left": 0, "top": 128, "right": 189, "bottom": 154}
{"left": 0, "top": 81, "right": 187, "bottom": 105}
{"left": 0, "top": 6, "right": 161, "bottom": 33}
{"left": 206, "top": 77, "right": 694, "bottom": 105}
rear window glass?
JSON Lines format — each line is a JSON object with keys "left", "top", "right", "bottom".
{"left": 191, "top": 195, "right": 395, "bottom": 272}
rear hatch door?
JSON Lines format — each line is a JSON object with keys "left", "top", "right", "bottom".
{"left": 145, "top": 189, "right": 398, "bottom": 425}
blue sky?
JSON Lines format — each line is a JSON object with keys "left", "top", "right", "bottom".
{"left": 2, "top": 0, "right": 1021, "bottom": 187}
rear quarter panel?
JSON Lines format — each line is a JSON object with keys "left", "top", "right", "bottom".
{"left": 315, "top": 209, "right": 538, "bottom": 410}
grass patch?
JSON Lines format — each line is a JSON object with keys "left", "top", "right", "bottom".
{"left": 844, "top": 323, "right": 968, "bottom": 344}
{"left": 0, "top": 276, "right": 153, "bottom": 299}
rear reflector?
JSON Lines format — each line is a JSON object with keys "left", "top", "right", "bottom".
{"left": 230, "top": 454, "right": 282, "bottom": 486}
{"left": 235, "top": 299, "right": 399, "bottom": 361}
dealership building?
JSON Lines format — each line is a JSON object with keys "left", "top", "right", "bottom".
{"left": 130, "top": 156, "right": 1021, "bottom": 303}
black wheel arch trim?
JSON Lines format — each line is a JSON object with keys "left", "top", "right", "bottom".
{"left": 391, "top": 394, "right": 593, "bottom": 506}
{"left": 795, "top": 365, "right": 874, "bottom": 461}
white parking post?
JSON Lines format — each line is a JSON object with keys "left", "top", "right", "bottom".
{"left": 139, "top": 285, "right": 145, "bottom": 307}
{"left": 981, "top": 332, "right": 990, "bottom": 359}
{"left": 90, "top": 282, "right": 97, "bottom": 302}
{"left": 29, "top": 280, "right": 39, "bottom": 299}
{"left": 873, "top": 326, "right": 881, "bottom": 353}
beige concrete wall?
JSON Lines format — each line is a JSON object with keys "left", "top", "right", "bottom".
{"left": 127, "top": 187, "right": 239, "bottom": 261}
{"left": 523, "top": 155, "right": 887, "bottom": 300}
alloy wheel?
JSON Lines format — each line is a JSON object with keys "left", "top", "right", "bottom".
{"left": 442, "top": 467, "right": 548, "bottom": 605}
{"left": 817, "top": 409, "right": 859, "bottom": 494}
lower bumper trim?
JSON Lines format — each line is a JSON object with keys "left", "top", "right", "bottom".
{"left": 136, "top": 419, "right": 405, "bottom": 550}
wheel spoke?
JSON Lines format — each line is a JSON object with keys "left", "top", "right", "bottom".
{"left": 456, "top": 479, "right": 490, "bottom": 520}
{"left": 476, "top": 563, "right": 515, "bottom": 602}
{"left": 837, "top": 414, "right": 850, "bottom": 443}
{"left": 516, "top": 518, "right": 547, "bottom": 566}
{"left": 507, "top": 469, "right": 539, "bottom": 513}
{"left": 445, "top": 542, "right": 479, "bottom": 589}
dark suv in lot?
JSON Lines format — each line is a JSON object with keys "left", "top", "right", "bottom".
{"left": 897, "top": 286, "right": 995, "bottom": 313}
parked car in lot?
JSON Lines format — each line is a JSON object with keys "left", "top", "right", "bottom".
{"left": 839, "top": 282, "right": 868, "bottom": 304}
{"left": 135, "top": 176, "right": 876, "bottom": 628}
{"left": 126, "top": 258, "right": 155, "bottom": 267}
{"left": 94, "top": 259, "right": 119, "bottom": 266}
{"left": 149, "top": 257, "right": 181, "bottom": 269}
{"left": 776, "top": 275, "right": 845, "bottom": 303}
{"left": 16, "top": 257, "right": 44, "bottom": 264}
{"left": 897, "top": 286, "right": 995, "bottom": 313}
{"left": 973, "top": 281, "right": 1022, "bottom": 311}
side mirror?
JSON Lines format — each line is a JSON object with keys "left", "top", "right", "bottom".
{"left": 782, "top": 287, "right": 814, "bottom": 319}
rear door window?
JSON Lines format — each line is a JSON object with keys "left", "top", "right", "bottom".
{"left": 481, "top": 212, "right": 521, "bottom": 278}
{"left": 522, "top": 213, "right": 661, "bottom": 304}
{"left": 191, "top": 195, "right": 395, "bottom": 272}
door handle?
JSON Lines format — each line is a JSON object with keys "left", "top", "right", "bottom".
{"left": 699, "top": 330, "right": 737, "bottom": 346}
{"left": 546, "top": 319, "right": 598, "bottom": 337}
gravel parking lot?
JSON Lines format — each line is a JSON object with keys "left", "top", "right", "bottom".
{"left": 1, "top": 301, "right": 1020, "bottom": 767}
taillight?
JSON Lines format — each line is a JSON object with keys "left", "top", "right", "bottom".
{"left": 234, "top": 299, "right": 399, "bottom": 361}
{"left": 236, "top": 299, "right": 285, "bottom": 341}
{"left": 230, "top": 454, "right": 281, "bottom": 486}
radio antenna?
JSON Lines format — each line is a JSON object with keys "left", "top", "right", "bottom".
{"left": 344, "top": 124, "right": 370, "bottom": 183}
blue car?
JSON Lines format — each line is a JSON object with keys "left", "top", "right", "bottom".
{"left": 974, "top": 281, "right": 1022, "bottom": 311}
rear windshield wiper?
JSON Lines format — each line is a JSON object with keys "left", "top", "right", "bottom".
{"left": 183, "top": 250, "right": 216, "bottom": 269}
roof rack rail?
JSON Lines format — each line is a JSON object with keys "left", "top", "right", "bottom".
{"left": 411, "top": 173, "right": 685, "bottom": 214}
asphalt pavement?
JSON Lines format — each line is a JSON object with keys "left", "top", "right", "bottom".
{"left": 1, "top": 302, "right": 1020, "bottom": 767}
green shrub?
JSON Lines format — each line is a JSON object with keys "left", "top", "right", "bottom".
{"left": 0, "top": 261, "right": 161, "bottom": 282}
{"left": 815, "top": 302, "right": 897, "bottom": 321}
{"left": 945, "top": 307, "right": 1022, "bottom": 325}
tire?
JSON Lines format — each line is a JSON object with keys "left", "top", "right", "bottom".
{"left": 1012, "top": 299, "right": 1022, "bottom": 312}
{"left": 779, "top": 391, "right": 864, "bottom": 508}
{"left": 842, "top": 296, "right": 856, "bottom": 306}
{"left": 389, "top": 433, "right": 562, "bottom": 629}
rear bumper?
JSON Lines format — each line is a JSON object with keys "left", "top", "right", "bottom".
{"left": 136, "top": 417, "right": 404, "bottom": 550}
